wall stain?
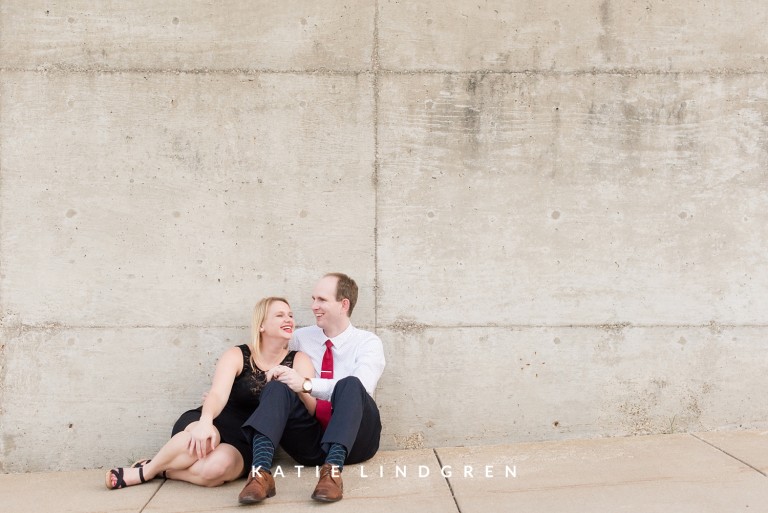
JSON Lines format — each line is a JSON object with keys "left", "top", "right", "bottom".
{"left": 617, "top": 380, "right": 712, "bottom": 435}
{"left": 598, "top": 0, "right": 621, "bottom": 63}
{"left": 394, "top": 431, "right": 425, "bottom": 450}
{"left": 387, "top": 318, "right": 427, "bottom": 334}
{"left": 597, "top": 322, "right": 631, "bottom": 334}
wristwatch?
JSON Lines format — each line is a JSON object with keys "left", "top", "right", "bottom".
{"left": 302, "top": 378, "right": 313, "bottom": 394}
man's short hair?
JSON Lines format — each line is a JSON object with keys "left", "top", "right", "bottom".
{"left": 325, "top": 272, "right": 358, "bottom": 317}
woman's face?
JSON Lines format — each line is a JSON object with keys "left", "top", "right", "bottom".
{"left": 262, "top": 300, "right": 294, "bottom": 341}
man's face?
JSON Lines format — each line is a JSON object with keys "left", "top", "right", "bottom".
{"left": 311, "top": 276, "right": 346, "bottom": 330}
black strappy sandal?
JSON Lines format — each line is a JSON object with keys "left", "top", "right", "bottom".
{"left": 132, "top": 458, "right": 167, "bottom": 480}
{"left": 105, "top": 465, "right": 147, "bottom": 489}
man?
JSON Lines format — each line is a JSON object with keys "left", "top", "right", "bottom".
{"left": 238, "top": 272, "right": 385, "bottom": 503}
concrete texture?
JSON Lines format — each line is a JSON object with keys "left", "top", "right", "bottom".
{"left": 0, "top": 468, "right": 162, "bottom": 513}
{"left": 0, "top": 326, "right": 248, "bottom": 473}
{"left": 2, "top": 434, "right": 768, "bottom": 513}
{"left": 378, "top": 326, "right": 768, "bottom": 450}
{"left": 695, "top": 430, "right": 768, "bottom": 474}
{"left": 1, "top": 1, "right": 375, "bottom": 71}
{"left": 2, "top": 1, "right": 768, "bottom": 472}
{"left": 437, "top": 433, "right": 768, "bottom": 513}
{"left": 0, "top": 71, "right": 376, "bottom": 328}
{"left": 378, "top": 0, "right": 768, "bottom": 72}
{"left": 144, "top": 449, "right": 454, "bottom": 513}
{"left": 377, "top": 72, "right": 768, "bottom": 326}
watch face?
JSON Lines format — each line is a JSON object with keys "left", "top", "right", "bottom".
{"left": 303, "top": 380, "right": 311, "bottom": 392}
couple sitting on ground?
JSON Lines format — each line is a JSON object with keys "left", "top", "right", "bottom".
{"left": 104, "top": 272, "right": 385, "bottom": 504}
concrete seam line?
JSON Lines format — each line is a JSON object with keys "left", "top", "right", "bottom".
{"left": 433, "top": 448, "right": 463, "bottom": 513}
{"left": 9, "top": 324, "right": 250, "bottom": 330}
{"left": 688, "top": 433, "right": 767, "bottom": 478}
{"left": 381, "top": 323, "right": 768, "bottom": 331}
{"left": 0, "top": 74, "right": 3, "bottom": 321}
{"left": 0, "top": 67, "right": 371, "bottom": 75}
{"left": 9, "top": 323, "right": 768, "bottom": 331}
{"left": 2, "top": 67, "right": 767, "bottom": 77}
{"left": 377, "top": 68, "right": 768, "bottom": 77}
{"left": 139, "top": 480, "right": 166, "bottom": 513}
{"left": 372, "top": 0, "right": 380, "bottom": 332}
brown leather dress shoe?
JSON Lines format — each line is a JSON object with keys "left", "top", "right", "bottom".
{"left": 311, "top": 463, "right": 343, "bottom": 502}
{"left": 238, "top": 470, "right": 276, "bottom": 504}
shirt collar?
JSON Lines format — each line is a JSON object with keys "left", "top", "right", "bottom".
{"left": 326, "top": 323, "right": 354, "bottom": 349}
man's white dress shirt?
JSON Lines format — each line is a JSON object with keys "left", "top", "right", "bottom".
{"left": 290, "top": 323, "right": 385, "bottom": 402}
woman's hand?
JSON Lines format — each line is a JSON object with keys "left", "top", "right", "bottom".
{"left": 188, "top": 346, "right": 241, "bottom": 459}
{"left": 187, "top": 420, "right": 219, "bottom": 459}
{"left": 267, "top": 365, "right": 304, "bottom": 393}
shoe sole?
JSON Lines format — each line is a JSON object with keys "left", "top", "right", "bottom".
{"left": 238, "top": 489, "right": 276, "bottom": 504}
{"left": 311, "top": 494, "right": 342, "bottom": 502}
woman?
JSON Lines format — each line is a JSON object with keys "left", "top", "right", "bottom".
{"left": 105, "top": 297, "right": 316, "bottom": 488}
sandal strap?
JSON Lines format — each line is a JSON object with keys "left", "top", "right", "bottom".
{"left": 110, "top": 468, "right": 127, "bottom": 489}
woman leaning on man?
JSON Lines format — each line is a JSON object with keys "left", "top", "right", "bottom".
{"left": 105, "top": 296, "right": 315, "bottom": 489}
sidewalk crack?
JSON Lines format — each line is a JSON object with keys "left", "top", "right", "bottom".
{"left": 690, "top": 433, "right": 767, "bottom": 477}
{"left": 433, "top": 448, "right": 462, "bottom": 513}
{"left": 139, "top": 478, "right": 166, "bottom": 513}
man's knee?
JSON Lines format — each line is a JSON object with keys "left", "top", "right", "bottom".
{"left": 261, "top": 380, "right": 293, "bottom": 402}
{"left": 331, "top": 376, "right": 367, "bottom": 405}
{"left": 335, "top": 376, "right": 364, "bottom": 393}
{"left": 334, "top": 377, "right": 380, "bottom": 420}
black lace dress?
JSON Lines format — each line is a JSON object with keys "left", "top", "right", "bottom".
{"left": 172, "top": 344, "right": 296, "bottom": 476}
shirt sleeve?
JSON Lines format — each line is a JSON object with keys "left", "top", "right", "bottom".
{"left": 310, "top": 332, "right": 386, "bottom": 401}
{"left": 288, "top": 334, "right": 299, "bottom": 351}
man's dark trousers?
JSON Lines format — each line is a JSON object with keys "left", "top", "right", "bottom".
{"left": 242, "top": 376, "right": 381, "bottom": 466}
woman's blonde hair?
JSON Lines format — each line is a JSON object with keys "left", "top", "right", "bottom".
{"left": 250, "top": 296, "right": 290, "bottom": 370}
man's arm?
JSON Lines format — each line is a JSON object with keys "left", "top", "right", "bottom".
{"left": 310, "top": 334, "right": 385, "bottom": 401}
{"left": 269, "top": 333, "right": 386, "bottom": 400}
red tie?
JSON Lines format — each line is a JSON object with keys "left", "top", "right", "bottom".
{"left": 315, "top": 340, "right": 334, "bottom": 430}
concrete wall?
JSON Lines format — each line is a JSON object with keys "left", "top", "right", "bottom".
{"left": 1, "top": 1, "right": 767, "bottom": 472}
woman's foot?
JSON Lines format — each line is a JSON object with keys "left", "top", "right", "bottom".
{"left": 131, "top": 458, "right": 167, "bottom": 480}
{"left": 104, "top": 465, "right": 148, "bottom": 489}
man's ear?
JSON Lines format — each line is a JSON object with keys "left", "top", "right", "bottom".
{"left": 341, "top": 298, "right": 350, "bottom": 314}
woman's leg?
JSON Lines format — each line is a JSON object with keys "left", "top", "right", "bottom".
{"left": 140, "top": 422, "right": 207, "bottom": 478}
{"left": 107, "top": 422, "right": 237, "bottom": 488}
{"left": 166, "top": 443, "right": 244, "bottom": 487}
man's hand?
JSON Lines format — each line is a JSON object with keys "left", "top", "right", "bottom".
{"left": 267, "top": 365, "right": 305, "bottom": 393}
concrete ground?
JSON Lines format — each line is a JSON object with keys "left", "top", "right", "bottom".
{"left": 2, "top": 431, "right": 767, "bottom": 513}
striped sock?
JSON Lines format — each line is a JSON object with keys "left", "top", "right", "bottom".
{"left": 325, "top": 443, "right": 347, "bottom": 471}
{"left": 251, "top": 433, "right": 275, "bottom": 475}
